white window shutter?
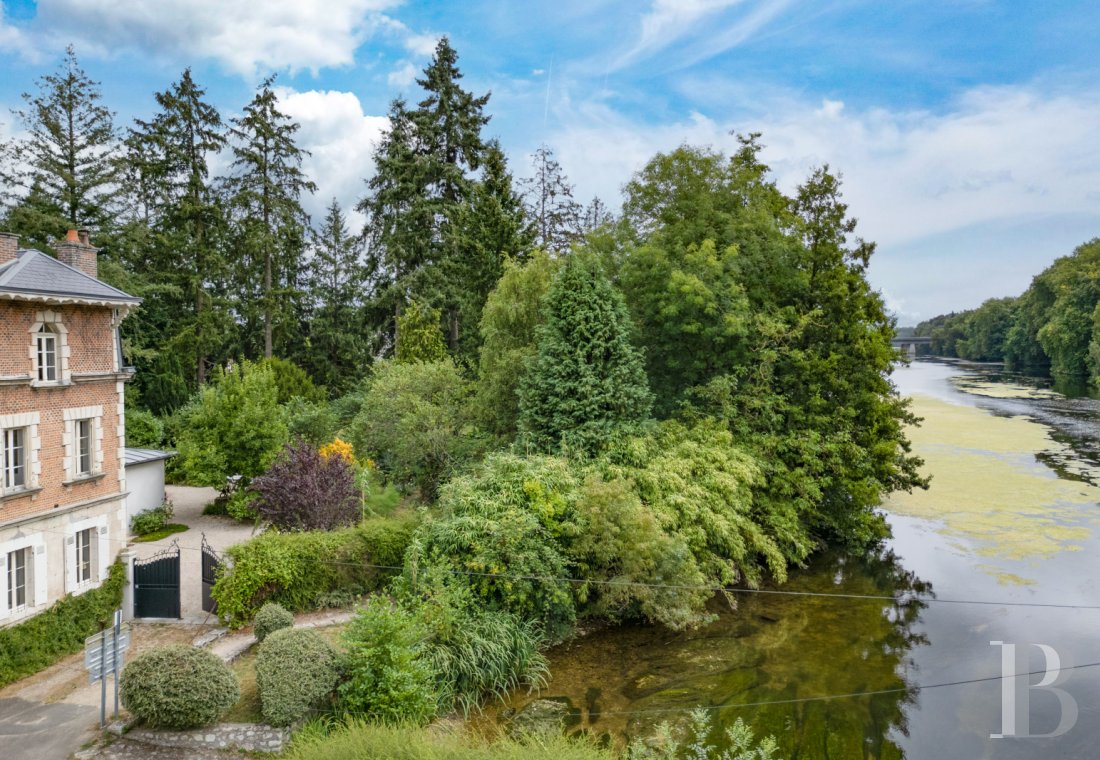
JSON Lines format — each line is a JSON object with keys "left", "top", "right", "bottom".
{"left": 33, "top": 543, "right": 47, "bottom": 607}
{"left": 97, "top": 524, "right": 110, "bottom": 582}
{"left": 0, "top": 552, "right": 8, "bottom": 617}
{"left": 64, "top": 534, "right": 76, "bottom": 593}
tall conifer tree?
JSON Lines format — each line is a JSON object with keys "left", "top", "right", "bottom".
{"left": 224, "top": 77, "right": 316, "bottom": 359}
{"left": 6, "top": 46, "right": 117, "bottom": 231}
{"left": 521, "top": 144, "right": 582, "bottom": 254}
{"left": 129, "top": 68, "right": 230, "bottom": 388}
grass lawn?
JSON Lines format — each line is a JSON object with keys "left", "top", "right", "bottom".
{"left": 223, "top": 648, "right": 263, "bottom": 723}
{"left": 132, "top": 524, "right": 189, "bottom": 542}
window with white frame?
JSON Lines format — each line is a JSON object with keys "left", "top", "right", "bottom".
{"left": 2, "top": 427, "right": 26, "bottom": 492}
{"left": 75, "top": 419, "right": 92, "bottom": 477}
{"left": 75, "top": 528, "right": 92, "bottom": 585}
{"left": 36, "top": 325, "right": 58, "bottom": 383}
{"left": 6, "top": 547, "right": 28, "bottom": 611}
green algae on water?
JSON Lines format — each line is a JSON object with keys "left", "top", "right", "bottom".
{"left": 884, "top": 394, "right": 1096, "bottom": 570}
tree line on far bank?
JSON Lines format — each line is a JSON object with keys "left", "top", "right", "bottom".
{"left": 915, "top": 238, "right": 1100, "bottom": 380}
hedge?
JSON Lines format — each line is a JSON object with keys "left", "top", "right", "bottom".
{"left": 256, "top": 627, "right": 340, "bottom": 726}
{"left": 120, "top": 645, "right": 239, "bottom": 728}
{"left": 212, "top": 517, "right": 416, "bottom": 627}
{"left": 0, "top": 561, "right": 125, "bottom": 688}
{"left": 253, "top": 602, "right": 294, "bottom": 642}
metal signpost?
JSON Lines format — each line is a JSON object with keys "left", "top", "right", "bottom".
{"left": 84, "top": 610, "right": 129, "bottom": 727}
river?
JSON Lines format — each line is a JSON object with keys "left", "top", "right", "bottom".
{"left": 489, "top": 359, "right": 1100, "bottom": 759}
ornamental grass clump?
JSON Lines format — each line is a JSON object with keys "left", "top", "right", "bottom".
{"left": 119, "top": 645, "right": 239, "bottom": 729}
{"left": 250, "top": 439, "right": 360, "bottom": 531}
{"left": 256, "top": 628, "right": 340, "bottom": 726}
{"left": 253, "top": 602, "right": 294, "bottom": 642}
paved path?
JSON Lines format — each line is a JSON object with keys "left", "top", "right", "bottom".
{"left": 0, "top": 697, "right": 98, "bottom": 760}
{"left": 133, "top": 486, "right": 258, "bottom": 621}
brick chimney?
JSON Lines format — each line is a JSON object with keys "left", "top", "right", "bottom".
{"left": 0, "top": 231, "right": 17, "bottom": 266}
{"left": 56, "top": 228, "right": 99, "bottom": 279}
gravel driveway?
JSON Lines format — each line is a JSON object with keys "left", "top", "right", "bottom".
{"left": 131, "top": 486, "right": 258, "bottom": 621}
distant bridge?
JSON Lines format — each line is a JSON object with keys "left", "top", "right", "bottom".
{"left": 891, "top": 335, "right": 932, "bottom": 358}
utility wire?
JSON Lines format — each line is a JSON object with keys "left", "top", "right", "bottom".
{"left": 29, "top": 526, "right": 1100, "bottom": 611}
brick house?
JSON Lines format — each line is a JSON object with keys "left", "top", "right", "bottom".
{"left": 0, "top": 229, "right": 139, "bottom": 625}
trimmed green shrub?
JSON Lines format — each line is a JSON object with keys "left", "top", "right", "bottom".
{"left": 120, "top": 645, "right": 239, "bottom": 729}
{"left": 212, "top": 517, "right": 415, "bottom": 627}
{"left": 338, "top": 597, "right": 437, "bottom": 725}
{"left": 253, "top": 602, "right": 294, "bottom": 642}
{"left": 0, "top": 562, "right": 125, "bottom": 687}
{"left": 130, "top": 500, "right": 174, "bottom": 536}
{"left": 256, "top": 628, "right": 340, "bottom": 727}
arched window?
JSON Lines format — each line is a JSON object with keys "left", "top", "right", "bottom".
{"left": 36, "top": 325, "right": 57, "bottom": 383}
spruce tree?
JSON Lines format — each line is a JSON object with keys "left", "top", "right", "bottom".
{"left": 128, "top": 68, "right": 231, "bottom": 387}
{"left": 8, "top": 46, "right": 118, "bottom": 230}
{"left": 303, "top": 199, "right": 371, "bottom": 394}
{"left": 520, "top": 144, "right": 582, "bottom": 255}
{"left": 224, "top": 76, "right": 316, "bottom": 359}
{"left": 446, "top": 140, "right": 531, "bottom": 361}
{"left": 360, "top": 38, "right": 491, "bottom": 354}
{"left": 518, "top": 254, "right": 652, "bottom": 455}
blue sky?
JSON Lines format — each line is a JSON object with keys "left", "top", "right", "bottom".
{"left": 2, "top": 0, "right": 1099, "bottom": 323}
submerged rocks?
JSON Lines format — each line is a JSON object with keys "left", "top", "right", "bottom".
{"left": 506, "top": 697, "right": 581, "bottom": 737}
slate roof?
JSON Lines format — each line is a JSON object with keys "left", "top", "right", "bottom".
{"left": 0, "top": 248, "right": 140, "bottom": 304}
{"left": 123, "top": 448, "right": 177, "bottom": 467}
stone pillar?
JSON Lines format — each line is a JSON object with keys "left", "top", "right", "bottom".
{"left": 119, "top": 546, "right": 136, "bottom": 621}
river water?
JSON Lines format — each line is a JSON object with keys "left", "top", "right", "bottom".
{"left": 492, "top": 359, "right": 1100, "bottom": 759}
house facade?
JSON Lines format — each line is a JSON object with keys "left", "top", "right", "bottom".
{"left": 0, "top": 229, "right": 139, "bottom": 626}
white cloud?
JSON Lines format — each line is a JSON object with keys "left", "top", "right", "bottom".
{"left": 0, "top": 4, "right": 39, "bottom": 61}
{"left": 387, "top": 61, "right": 419, "bottom": 88}
{"left": 611, "top": 0, "right": 793, "bottom": 71}
{"left": 530, "top": 82, "right": 1100, "bottom": 320}
{"left": 16, "top": 0, "right": 404, "bottom": 77}
{"left": 273, "top": 88, "right": 389, "bottom": 227}
{"left": 404, "top": 33, "right": 440, "bottom": 57}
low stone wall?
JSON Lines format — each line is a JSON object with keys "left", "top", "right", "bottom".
{"left": 121, "top": 722, "right": 288, "bottom": 753}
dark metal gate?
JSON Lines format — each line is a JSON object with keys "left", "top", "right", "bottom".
{"left": 133, "top": 542, "right": 180, "bottom": 618}
{"left": 201, "top": 535, "right": 221, "bottom": 614}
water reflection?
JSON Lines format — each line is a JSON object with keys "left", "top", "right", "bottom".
{"left": 496, "top": 547, "right": 931, "bottom": 758}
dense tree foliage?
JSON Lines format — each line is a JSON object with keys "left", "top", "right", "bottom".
{"left": 518, "top": 254, "right": 652, "bottom": 456}
{"left": 918, "top": 238, "right": 1100, "bottom": 383}
{"left": 474, "top": 250, "right": 560, "bottom": 438}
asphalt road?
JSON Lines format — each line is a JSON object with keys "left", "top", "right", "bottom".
{"left": 0, "top": 697, "right": 98, "bottom": 760}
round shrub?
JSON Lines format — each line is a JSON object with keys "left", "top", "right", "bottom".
{"left": 253, "top": 602, "right": 294, "bottom": 642}
{"left": 120, "top": 645, "right": 239, "bottom": 729}
{"left": 256, "top": 628, "right": 340, "bottom": 726}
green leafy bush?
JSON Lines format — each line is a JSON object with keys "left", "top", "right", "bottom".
{"left": 120, "top": 645, "right": 239, "bottom": 729}
{"left": 261, "top": 357, "right": 328, "bottom": 404}
{"left": 125, "top": 408, "right": 165, "bottom": 448}
{"left": 130, "top": 500, "right": 174, "bottom": 536}
{"left": 253, "top": 602, "right": 294, "bottom": 642}
{"left": 226, "top": 487, "right": 260, "bottom": 521}
{"left": 212, "top": 517, "right": 415, "bottom": 627}
{"left": 285, "top": 397, "right": 340, "bottom": 446}
{"left": 406, "top": 453, "right": 578, "bottom": 642}
{"left": 348, "top": 359, "right": 486, "bottom": 499}
{"left": 174, "top": 360, "right": 288, "bottom": 487}
{"left": 339, "top": 597, "right": 437, "bottom": 724}
{"left": 256, "top": 628, "right": 340, "bottom": 726}
{"left": 0, "top": 562, "right": 124, "bottom": 687}
{"left": 399, "top": 571, "right": 548, "bottom": 715}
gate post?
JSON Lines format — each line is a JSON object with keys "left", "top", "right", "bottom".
{"left": 119, "top": 546, "right": 136, "bottom": 622}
